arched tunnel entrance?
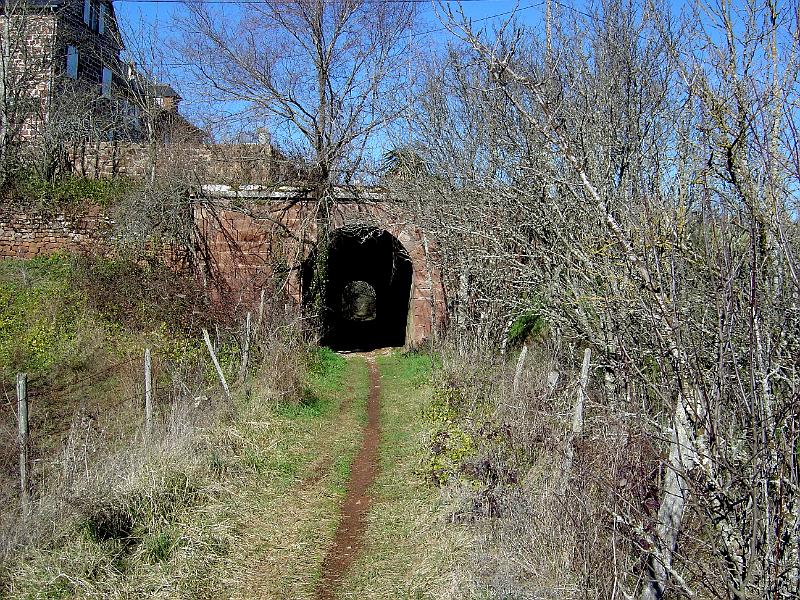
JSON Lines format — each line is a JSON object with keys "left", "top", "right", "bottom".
{"left": 303, "top": 227, "right": 413, "bottom": 351}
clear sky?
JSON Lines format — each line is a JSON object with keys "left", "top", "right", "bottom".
{"left": 112, "top": 0, "right": 553, "bottom": 105}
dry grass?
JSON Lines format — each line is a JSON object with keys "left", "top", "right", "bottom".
{"left": 0, "top": 292, "right": 319, "bottom": 598}
{"left": 0, "top": 372, "right": 235, "bottom": 598}
{"left": 426, "top": 344, "right": 647, "bottom": 599}
{"left": 220, "top": 353, "right": 369, "bottom": 599}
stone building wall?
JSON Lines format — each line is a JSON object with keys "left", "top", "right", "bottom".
{"left": 2, "top": 1, "right": 125, "bottom": 142}
{"left": 2, "top": 12, "right": 58, "bottom": 141}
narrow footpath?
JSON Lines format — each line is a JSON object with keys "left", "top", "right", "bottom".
{"left": 225, "top": 351, "right": 457, "bottom": 599}
{"left": 315, "top": 357, "right": 381, "bottom": 600}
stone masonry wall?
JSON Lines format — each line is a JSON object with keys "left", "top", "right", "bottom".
{"left": 0, "top": 203, "right": 112, "bottom": 260}
{"left": 4, "top": 13, "right": 58, "bottom": 141}
{"left": 0, "top": 195, "right": 447, "bottom": 346}
{"left": 69, "top": 142, "right": 308, "bottom": 184}
{"left": 194, "top": 197, "right": 447, "bottom": 346}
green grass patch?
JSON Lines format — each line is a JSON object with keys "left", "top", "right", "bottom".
{"left": 12, "top": 172, "right": 137, "bottom": 207}
{"left": 396, "top": 349, "right": 437, "bottom": 387}
{"left": 142, "top": 529, "right": 179, "bottom": 564}
{"left": 208, "top": 354, "right": 370, "bottom": 598}
{"left": 0, "top": 254, "right": 89, "bottom": 378}
{"left": 309, "top": 346, "right": 347, "bottom": 388}
{"left": 274, "top": 347, "right": 347, "bottom": 420}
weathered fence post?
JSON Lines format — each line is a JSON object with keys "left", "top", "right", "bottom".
{"left": 17, "top": 373, "right": 29, "bottom": 516}
{"left": 144, "top": 348, "right": 153, "bottom": 437}
{"left": 203, "top": 328, "right": 231, "bottom": 399}
{"left": 257, "top": 288, "right": 265, "bottom": 331}
{"left": 239, "top": 311, "right": 252, "bottom": 381}
{"left": 513, "top": 345, "right": 529, "bottom": 394}
{"left": 573, "top": 348, "right": 591, "bottom": 435}
{"left": 562, "top": 348, "right": 591, "bottom": 490}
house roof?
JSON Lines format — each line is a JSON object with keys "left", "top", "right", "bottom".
{"left": 153, "top": 83, "right": 180, "bottom": 99}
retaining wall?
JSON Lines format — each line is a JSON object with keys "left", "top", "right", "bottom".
{"left": 0, "top": 203, "right": 112, "bottom": 259}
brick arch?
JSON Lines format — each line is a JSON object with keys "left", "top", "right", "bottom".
{"left": 194, "top": 187, "right": 446, "bottom": 346}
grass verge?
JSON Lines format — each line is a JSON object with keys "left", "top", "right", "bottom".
{"left": 0, "top": 255, "right": 366, "bottom": 598}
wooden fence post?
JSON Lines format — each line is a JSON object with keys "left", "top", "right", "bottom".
{"left": 239, "top": 311, "right": 252, "bottom": 381}
{"left": 562, "top": 348, "right": 592, "bottom": 491}
{"left": 17, "top": 373, "right": 29, "bottom": 516}
{"left": 513, "top": 345, "right": 528, "bottom": 394}
{"left": 144, "top": 348, "right": 153, "bottom": 437}
{"left": 573, "top": 348, "right": 591, "bottom": 435}
{"left": 257, "top": 288, "right": 265, "bottom": 331}
{"left": 203, "top": 328, "right": 231, "bottom": 399}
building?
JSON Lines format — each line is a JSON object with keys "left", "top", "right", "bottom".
{"left": 149, "top": 81, "right": 208, "bottom": 145}
{"left": 0, "top": 0, "right": 199, "bottom": 154}
{"left": 0, "top": 0, "right": 124, "bottom": 141}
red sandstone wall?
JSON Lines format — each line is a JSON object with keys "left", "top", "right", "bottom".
{"left": 194, "top": 199, "right": 447, "bottom": 346}
{"left": 0, "top": 197, "right": 447, "bottom": 345}
{"left": 0, "top": 203, "right": 112, "bottom": 259}
{"left": 69, "top": 141, "right": 307, "bottom": 184}
{"left": 5, "top": 13, "right": 58, "bottom": 141}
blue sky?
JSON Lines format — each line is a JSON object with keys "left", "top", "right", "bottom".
{"left": 110, "top": 0, "right": 556, "bottom": 149}
{"left": 114, "top": 0, "right": 551, "bottom": 38}
{"left": 113, "top": 0, "right": 553, "bottom": 91}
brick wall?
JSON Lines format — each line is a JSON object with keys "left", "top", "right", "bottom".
{"left": 0, "top": 202, "right": 112, "bottom": 259}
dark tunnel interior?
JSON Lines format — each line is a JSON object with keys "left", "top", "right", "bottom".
{"left": 303, "top": 228, "right": 412, "bottom": 351}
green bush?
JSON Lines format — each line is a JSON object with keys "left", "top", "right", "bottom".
{"left": 422, "top": 384, "right": 475, "bottom": 486}
{"left": 0, "top": 254, "right": 211, "bottom": 380}
{"left": 12, "top": 172, "right": 136, "bottom": 207}
{"left": 507, "top": 309, "right": 546, "bottom": 348}
{"left": 0, "top": 255, "right": 88, "bottom": 378}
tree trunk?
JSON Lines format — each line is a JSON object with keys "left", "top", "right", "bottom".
{"left": 642, "top": 388, "right": 697, "bottom": 600}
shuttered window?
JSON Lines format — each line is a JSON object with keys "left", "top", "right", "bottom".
{"left": 101, "top": 67, "right": 112, "bottom": 97}
{"left": 66, "top": 46, "right": 78, "bottom": 79}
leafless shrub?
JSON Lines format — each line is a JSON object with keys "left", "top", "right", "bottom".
{"left": 434, "top": 344, "right": 648, "bottom": 599}
{"left": 407, "top": 1, "right": 800, "bottom": 597}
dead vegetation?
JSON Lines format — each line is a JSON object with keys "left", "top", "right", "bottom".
{"left": 393, "top": 1, "right": 800, "bottom": 597}
{"left": 0, "top": 254, "right": 314, "bottom": 598}
{"left": 423, "top": 345, "right": 642, "bottom": 598}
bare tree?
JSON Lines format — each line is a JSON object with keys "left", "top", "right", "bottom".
{"left": 177, "top": 0, "right": 416, "bottom": 190}
{"left": 176, "top": 0, "right": 416, "bottom": 332}
{"left": 396, "top": 0, "right": 799, "bottom": 597}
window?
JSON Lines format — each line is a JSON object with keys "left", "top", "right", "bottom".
{"left": 84, "top": 0, "right": 102, "bottom": 32}
{"left": 101, "top": 66, "right": 112, "bottom": 97}
{"left": 66, "top": 46, "right": 78, "bottom": 79}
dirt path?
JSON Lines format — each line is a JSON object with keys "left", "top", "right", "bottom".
{"left": 315, "top": 357, "right": 381, "bottom": 600}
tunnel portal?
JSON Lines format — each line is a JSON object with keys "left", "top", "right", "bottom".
{"left": 307, "top": 227, "right": 412, "bottom": 351}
